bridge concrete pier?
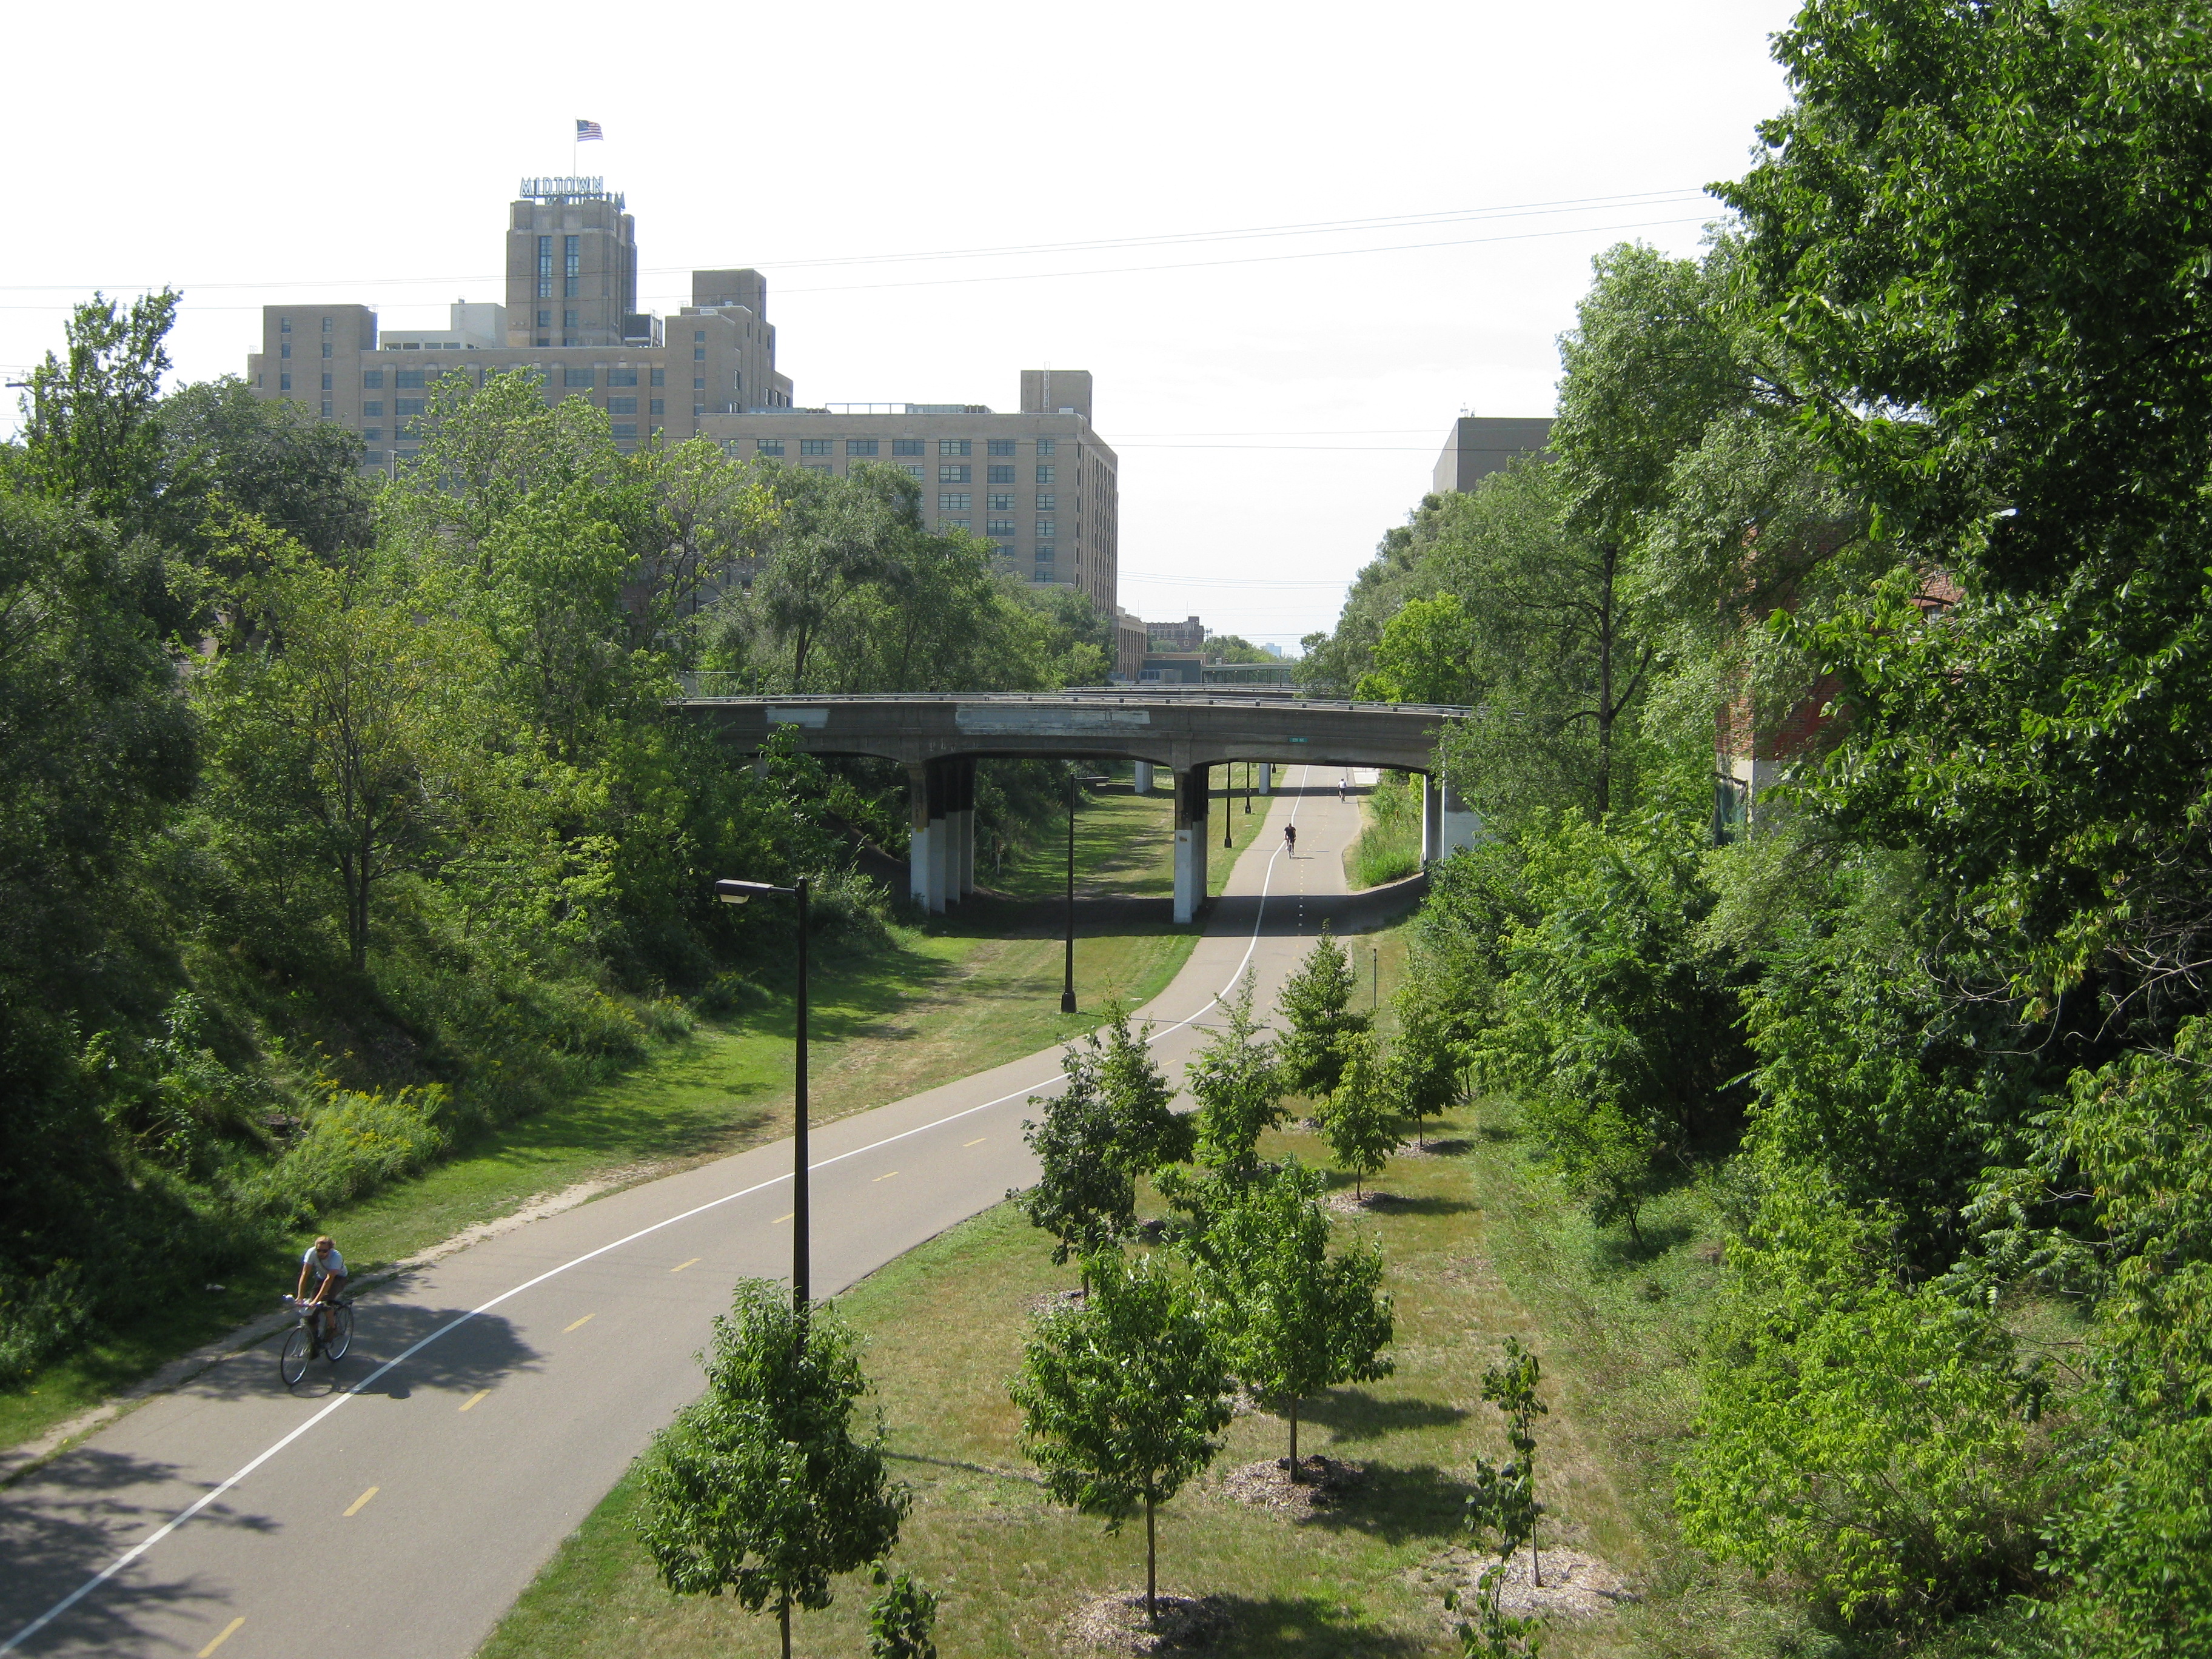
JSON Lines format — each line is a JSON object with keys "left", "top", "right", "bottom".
{"left": 1258, "top": 762, "right": 1272, "bottom": 794}
{"left": 1421, "top": 775, "right": 1480, "bottom": 864}
{"left": 908, "top": 759, "right": 977, "bottom": 914}
{"left": 1173, "top": 765, "right": 1210, "bottom": 924}
{"left": 1133, "top": 760, "right": 1153, "bottom": 795}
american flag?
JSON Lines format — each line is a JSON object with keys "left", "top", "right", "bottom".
{"left": 575, "top": 118, "right": 605, "bottom": 141}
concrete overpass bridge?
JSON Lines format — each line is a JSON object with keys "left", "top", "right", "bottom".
{"left": 674, "top": 686, "right": 1476, "bottom": 921}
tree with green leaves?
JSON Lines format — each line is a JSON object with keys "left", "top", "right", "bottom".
{"left": 1278, "top": 923, "right": 1372, "bottom": 1099}
{"left": 1448, "top": 1337, "right": 1549, "bottom": 1658}
{"left": 866, "top": 1563, "right": 938, "bottom": 1659}
{"left": 1186, "top": 972, "right": 1287, "bottom": 1171}
{"left": 1186, "top": 1158, "right": 1392, "bottom": 1481}
{"left": 750, "top": 460, "right": 914, "bottom": 691}
{"left": 637, "top": 1281, "right": 907, "bottom": 1659}
{"left": 1385, "top": 984, "right": 1463, "bottom": 1149}
{"left": 1324, "top": 1030, "right": 1404, "bottom": 1199}
{"left": 1094, "top": 1003, "right": 1194, "bottom": 1174}
{"left": 1010, "top": 1248, "right": 1232, "bottom": 1627}
{"left": 15, "top": 290, "right": 182, "bottom": 540}
{"left": 1355, "top": 592, "right": 1480, "bottom": 705}
{"left": 156, "top": 376, "right": 374, "bottom": 560}
{"left": 1013, "top": 1041, "right": 1132, "bottom": 1276}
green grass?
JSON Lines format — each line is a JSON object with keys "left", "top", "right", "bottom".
{"left": 0, "top": 788, "right": 1262, "bottom": 1461}
{"left": 1345, "top": 774, "right": 1423, "bottom": 890}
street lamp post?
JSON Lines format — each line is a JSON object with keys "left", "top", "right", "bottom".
{"left": 716, "top": 874, "right": 810, "bottom": 1310}
{"left": 1224, "top": 762, "right": 1235, "bottom": 850}
{"left": 1061, "top": 773, "right": 1112, "bottom": 1016}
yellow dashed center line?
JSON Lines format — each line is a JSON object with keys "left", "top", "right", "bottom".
{"left": 772, "top": 1212, "right": 794, "bottom": 1224}
{"left": 198, "top": 1616, "right": 246, "bottom": 1657}
{"left": 964, "top": 1137, "right": 988, "bottom": 1147}
{"left": 343, "top": 1486, "right": 379, "bottom": 1517}
{"left": 563, "top": 1314, "right": 594, "bottom": 1333}
{"left": 459, "top": 1389, "right": 491, "bottom": 1412}
{"left": 671, "top": 1258, "right": 700, "bottom": 1273}
{"left": 873, "top": 1171, "right": 899, "bottom": 1182}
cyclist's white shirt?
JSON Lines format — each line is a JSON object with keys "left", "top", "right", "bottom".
{"left": 303, "top": 1247, "right": 347, "bottom": 1281}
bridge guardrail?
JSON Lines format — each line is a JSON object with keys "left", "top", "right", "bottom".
{"left": 669, "top": 674, "right": 1470, "bottom": 720}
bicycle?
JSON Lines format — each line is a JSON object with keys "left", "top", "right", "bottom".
{"left": 280, "top": 1293, "right": 353, "bottom": 1386}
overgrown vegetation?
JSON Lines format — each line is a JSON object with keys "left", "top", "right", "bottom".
{"left": 1295, "top": 2, "right": 2212, "bottom": 1646}
{"left": 0, "top": 313, "right": 1116, "bottom": 1393}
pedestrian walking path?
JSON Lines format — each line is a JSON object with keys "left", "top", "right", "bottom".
{"left": 0, "top": 768, "right": 1410, "bottom": 1659}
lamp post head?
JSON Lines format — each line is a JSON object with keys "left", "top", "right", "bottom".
{"left": 716, "top": 877, "right": 797, "bottom": 905}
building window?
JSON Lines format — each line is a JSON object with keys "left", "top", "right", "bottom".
{"left": 363, "top": 370, "right": 383, "bottom": 389}
{"left": 692, "top": 347, "right": 706, "bottom": 362}
{"left": 363, "top": 450, "right": 384, "bottom": 465}
{"left": 321, "top": 401, "right": 333, "bottom": 417}
{"left": 563, "top": 367, "right": 594, "bottom": 387}
{"left": 987, "top": 437, "right": 1016, "bottom": 456}
{"left": 280, "top": 343, "right": 291, "bottom": 360}
{"left": 563, "top": 235, "right": 580, "bottom": 297}
{"left": 892, "top": 438, "right": 924, "bottom": 456}
{"left": 280, "top": 317, "right": 292, "bottom": 333}
{"left": 321, "top": 317, "right": 333, "bottom": 333}
{"left": 939, "top": 493, "right": 971, "bottom": 511}
{"left": 1036, "top": 465, "right": 1056, "bottom": 484}
{"left": 987, "top": 493, "right": 1014, "bottom": 511}
{"left": 987, "top": 518, "right": 1016, "bottom": 536}
{"left": 987, "top": 464, "right": 1015, "bottom": 484}
{"left": 609, "top": 396, "right": 637, "bottom": 415}
{"left": 537, "top": 236, "right": 552, "bottom": 299}
{"left": 1037, "top": 438, "right": 1057, "bottom": 455}
{"left": 612, "top": 423, "right": 638, "bottom": 438}
{"left": 1036, "top": 519, "right": 1056, "bottom": 537}
{"left": 694, "top": 330, "right": 706, "bottom": 341}
{"left": 800, "top": 438, "right": 831, "bottom": 456}
{"left": 804, "top": 463, "right": 831, "bottom": 474}
{"left": 692, "top": 377, "right": 705, "bottom": 390}
{"left": 939, "top": 438, "right": 971, "bottom": 456}
{"left": 563, "top": 309, "right": 579, "bottom": 330}
{"left": 536, "top": 309, "right": 552, "bottom": 330}
{"left": 846, "top": 438, "right": 878, "bottom": 455}
{"left": 363, "top": 429, "right": 381, "bottom": 442}
{"left": 608, "top": 368, "right": 637, "bottom": 386}
{"left": 396, "top": 369, "right": 426, "bottom": 388}
{"left": 939, "top": 464, "right": 970, "bottom": 484}
{"left": 320, "top": 372, "right": 333, "bottom": 390}
{"left": 279, "top": 373, "right": 292, "bottom": 390}
{"left": 396, "top": 398, "right": 426, "bottom": 418}
{"left": 942, "top": 517, "right": 970, "bottom": 529}
{"left": 649, "top": 398, "right": 665, "bottom": 416}
{"left": 650, "top": 369, "right": 665, "bottom": 386}
{"left": 899, "top": 464, "right": 923, "bottom": 479}
{"left": 757, "top": 438, "right": 785, "bottom": 455}
{"left": 1037, "top": 493, "right": 1056, "bottom": 511}
{"left": 1036, "top": 543, "right": 1054, "bottom": 558}
{"left": 363, "top": 401, "right": 383, "bottom": 417}
{"left": 321, "top": 342, "right": 332, "bottom": 359}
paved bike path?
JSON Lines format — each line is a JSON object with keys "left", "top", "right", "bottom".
{"left": 0, "top": 769, "right": 1402, "bottom": 1659}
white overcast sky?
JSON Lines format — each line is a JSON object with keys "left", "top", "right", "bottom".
{"left": 4, "top": 0, "right": 1798, "bottom": 646}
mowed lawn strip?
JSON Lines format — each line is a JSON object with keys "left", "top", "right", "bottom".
{"left": 1, "top": 788, "right": 1245, "bottom": 1457}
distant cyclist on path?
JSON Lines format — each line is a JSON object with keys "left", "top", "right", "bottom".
{"left": 297, "top": 1235, "right": 349, "bottom": 1343}
{"left": 1284, "top": 823, "right": 1297, "bottom": 857}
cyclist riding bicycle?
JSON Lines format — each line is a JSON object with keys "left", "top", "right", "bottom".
{"left": 296, "top": 1235, "right": 349, "bottom": 1342}
{"left": 1284, "top": 823, "right": 1298, "bottom": 856}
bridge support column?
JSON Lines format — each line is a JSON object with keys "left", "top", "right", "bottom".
{"left": 1133, "top": 760, "right": 1153, "bottom": 796}
{"left": 909, "top": 762, "right": 953, "bottom": 914}
{"left": 1257, "top": 762, "right": 1272, "bottom": 795}
{"left": 1439, "top": 778, "right": 1478, "bottom": 859}
{"left": 1173, "top": 765, "right": 1210, "bottom": 925}
{"left": 1422, "top": 774, "right": 1443, "bottom": 865}
{"left": 953, "top": 760, "right": 976, "bottom": 897}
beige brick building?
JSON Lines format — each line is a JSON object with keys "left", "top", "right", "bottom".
{"left": 243, "top": 179, "right": 1116, "bottom": 609}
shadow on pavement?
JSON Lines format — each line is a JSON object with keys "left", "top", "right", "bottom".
{"left": 175, "top": 1304, "right": 542, "bottom": 1407}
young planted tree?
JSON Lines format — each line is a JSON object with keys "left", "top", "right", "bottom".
{"left": 1010, "top": 1249, "right": 1232, "bottom": 1626}
{"left": 1188, "top": 1158, "right": 1393, "bottom": 1482}
{"left": 866, "top": 1563, "right": 939, "bottom": 1659}
{"left": 1386, "top": 984, "right": 1464, "bottom": 1149}
{"left": 1447, "top": 1338, "right": 1549, "bottom": 1659}
{"left": 1187, "top": 972, "right": 1287, "bottom": 1172}
{"left": 1013, "top": 1041, "right": 1133, "bottom": 1278}
{"left": 1278, "top": 923, "right": 1372, "bottom": 1099}
{"left": 637, "top": 1281, "right": 907, "bottom": 1659}
{"left": 1324, "top": 1030, "right": 1406, "bottom": 1199}
{"left": 1094, "top": 1003, "right": 1195, "bottom": 1173}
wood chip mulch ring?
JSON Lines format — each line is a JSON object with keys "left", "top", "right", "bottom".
{"left": 1427, "top": 1545, "right": 1638, "bottom": 1621}
{"left": 1027, "top": 1287, "right": 1088, "bottom": 1318}
{"left": 1326, "top": 1190, "right": 1404, "bottom": 1215}
{"left": 1218, "top": 1454, "right": 1367, "bottom": 1515}
{"left": 1064, "top": 1590, "right": 1232, "bottom": 1654}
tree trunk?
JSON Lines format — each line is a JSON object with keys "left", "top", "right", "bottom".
{"left": 1288, "top": 1397, "right": 1302, "bottom": 1483}
{"left": 780, "top": 1589, "right": 791, "bottom": 1659}
{"left": 1145, "top": 1495, "right": 1158, "bottom": 1626}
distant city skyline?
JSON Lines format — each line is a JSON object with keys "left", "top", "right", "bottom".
{"left": 1, "top": 0, "right": 1797, "bottom": 643}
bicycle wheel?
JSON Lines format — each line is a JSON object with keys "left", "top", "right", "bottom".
{"left": 325, "top": 1305, "right": 353, "bottom": 1361}
{"left": 280, "top": 1326, "right": 312, "bottom": 1387}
